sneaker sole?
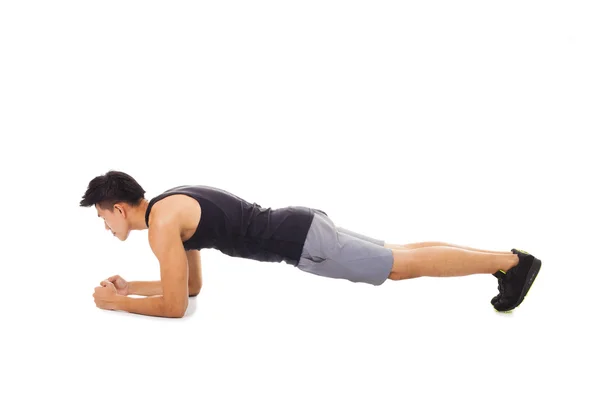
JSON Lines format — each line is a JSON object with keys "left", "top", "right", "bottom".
{"left": 496, "top": 256, "right": 542, "bottom": 312}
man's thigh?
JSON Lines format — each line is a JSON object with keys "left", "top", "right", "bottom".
{"left": 335, "top": 226, "right": 386, "bottom": 246}
{"left": 296, "top": 212, "right": 393, "bottom": 285}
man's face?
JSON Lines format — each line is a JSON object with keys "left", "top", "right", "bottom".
{"left": 96, "top": 203, "right": 129, "bottom": 241}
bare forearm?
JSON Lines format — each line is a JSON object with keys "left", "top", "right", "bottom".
{"left": 129, "top": 280, "right": 201, "bottom": 297}
{"left": 128, "top": 281, "right": 162, "bottom": 296}
{"left": 113, "top": 295, "right": 187, "bottom": 318}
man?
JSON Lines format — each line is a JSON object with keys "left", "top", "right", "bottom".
{"left": 80, "top": 170, "right": 542, "bottom": 318}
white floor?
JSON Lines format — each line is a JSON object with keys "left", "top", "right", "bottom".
{"left": 1, "top": 1, "right": 598, "bottom": 399}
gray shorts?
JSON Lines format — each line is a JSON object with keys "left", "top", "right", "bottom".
{"left": 295, "top": 211, "right": 394, "bottom": 286}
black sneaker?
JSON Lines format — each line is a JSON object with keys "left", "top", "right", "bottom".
{"left": 491, "top": 248, "right": 542, "bottom": 312}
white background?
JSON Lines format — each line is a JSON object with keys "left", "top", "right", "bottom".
{"left": 1, "top": 1, "right": 598, "bottom": 399}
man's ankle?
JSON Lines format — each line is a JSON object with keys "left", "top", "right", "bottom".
{"left": 504, "top": 254, "right": 519, "bottom": 271}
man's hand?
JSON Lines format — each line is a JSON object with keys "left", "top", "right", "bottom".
{"left": 93, "top": 280, "right": 118, "bottom": 310}
{"left": 105, "top": 275, "right": 129, "bottom": 296}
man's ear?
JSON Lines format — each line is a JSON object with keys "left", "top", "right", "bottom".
{"left": 114, "top": 204, "right": 125, "bottom": 216}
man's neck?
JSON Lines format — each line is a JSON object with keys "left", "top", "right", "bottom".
{"left": 129, "top": 199, "right": 150, "bottom": 231}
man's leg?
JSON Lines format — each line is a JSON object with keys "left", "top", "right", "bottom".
{"left": 387, "top": 246, "right": 519, "bottom": 280}
{"left": 336, "top": 226, "right": 510, "bottom": 255}
{"left": 384, "top": 241, "right": 512, "bottom": 255}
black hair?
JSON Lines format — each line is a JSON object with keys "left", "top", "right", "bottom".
{"left": 80, "top": 170, "right": 146, "bottom": 210}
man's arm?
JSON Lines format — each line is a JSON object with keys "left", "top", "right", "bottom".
{"left": 127, "top": 281, "right": 162, "bottom": 296}
{"left": 187, "top": 250, "right": 202, "bottom": 296}
{"left": 113, "top": 219, "right": 189, "bottom": 318}
{"left": 119, "top": 251, "right": 201, "bottom": 297}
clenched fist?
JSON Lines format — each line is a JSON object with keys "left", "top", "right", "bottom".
{"left": 105, "top": 275, "right": 129, "bottom": 296}
{"left": 93, "top": 280, "right": 118, "bottom": 310}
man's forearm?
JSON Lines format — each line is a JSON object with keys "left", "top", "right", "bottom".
{"left": 113, "top": 295, "right": 187, "bottom": 318}
{"left": 128, "top": 280, "right": 200, "bottom": 297}
{"left": 128, "top": 281, "right": 162, "bottom": 296}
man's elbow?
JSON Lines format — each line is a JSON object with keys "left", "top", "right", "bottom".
{"left": 188, "top": 284, "right": 202, "bottom": 297}
{"left": 166, "top": 309, "right": 186, "bottom": 318}
{"left": 163, "top": 299, "right": 188, "bottom": 318}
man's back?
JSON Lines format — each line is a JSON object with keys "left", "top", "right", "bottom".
{"left": 145, "top": 185, "right": 317, "bottom": 265}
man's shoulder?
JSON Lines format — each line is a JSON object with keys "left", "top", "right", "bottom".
{"left": 148, "top": 193, "right": 202, "bottom": 227}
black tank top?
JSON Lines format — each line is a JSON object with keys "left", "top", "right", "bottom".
{"left": 144, "top": 185, "right": 322, "bottom": 265}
